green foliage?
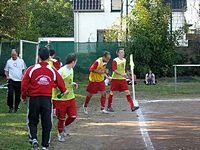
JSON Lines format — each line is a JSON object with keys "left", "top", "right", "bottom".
{"left": 127, "top": 0, "right": 185, "bottom": 77}
{"left": 0, "top": 0, "right": 73, "bottom": 41}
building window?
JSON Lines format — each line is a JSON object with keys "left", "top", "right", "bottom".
{"left": 73, "top": 0, "right": 103, "bottom": 11}
{"left": 111, "top": 0, "right": 122, "bottom": 12}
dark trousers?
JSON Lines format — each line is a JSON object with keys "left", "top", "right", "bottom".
{"left": 7, "top": 79, "right": 21, "bottom": 110}
{"left": 28, "top": 96, "right": 52, "bottom": 147}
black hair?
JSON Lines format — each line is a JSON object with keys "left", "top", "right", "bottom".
{"left": 103, "top": 51, "right": 110, "bottom": 57}
{"left": 38, "top": 48, "right": 49, "bottom": 61}
{"left": 116, "top": 47, "right": 124, "bottom": 54}
{"left": 54, "top": 56, "right": 61, "bottom": 63}
{"left": 49, "top": 49, "right": 55, "bottom": 56}
{"left": 65, "top": 53, "right": 77, "bottom": 64}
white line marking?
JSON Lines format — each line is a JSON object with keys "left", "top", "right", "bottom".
{"left": 140, "top": 99, "right": 200, "bottom": 103}
{"left": 137, "top": 108, "right": 155, "bottom": 150}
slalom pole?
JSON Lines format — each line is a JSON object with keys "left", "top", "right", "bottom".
{"left": 130, "top": 54, "right": 139, "bottom": 107}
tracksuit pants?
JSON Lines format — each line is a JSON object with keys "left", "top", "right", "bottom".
{"left": 27, "top": 96, "right": 52, "bottom": 148}
{"left": 7, "top": 79, "right": 21, "bottom": 110}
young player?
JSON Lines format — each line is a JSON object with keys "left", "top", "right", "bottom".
{"left": 107, "top": 48, "right": 139, "bottom": 112}
{"left": 83, "top": 51, "right": 111, "bottom": 114}
{"left": 48, "top": 49, "right": 61, "bottom": 70}
{"left": 52, "top": 53, "right": 78, "bottom": 142}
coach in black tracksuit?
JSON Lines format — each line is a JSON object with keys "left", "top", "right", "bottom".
{"left": 21, "top": 48, "right": 67, "bottom": 150}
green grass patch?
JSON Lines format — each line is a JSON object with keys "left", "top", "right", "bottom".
{"left": 0, "top": 76, "right": 200, "bottom": 149}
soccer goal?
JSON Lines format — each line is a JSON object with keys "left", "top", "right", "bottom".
{"left": 20, "top": 40, "right": 39, "bottom": 65}
{"left": 173, "top": 64, "right": 200, "bottom": 92}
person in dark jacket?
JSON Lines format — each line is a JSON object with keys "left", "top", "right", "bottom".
{"left": 21, "top": 48, "right": 68, "bottom": 150}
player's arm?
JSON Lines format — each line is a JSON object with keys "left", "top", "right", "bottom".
{"left": 55, "top": 70, "right": 68, "bottom": 95}
{"left": 4, "top": 61, "right": 9, "bottom": 80}
{"left": 53, "top": 61, "right": 61, "bottom": 70}
{"left": 21, "top": 67, "right": 32, "bottom": 102}
{"left": 89, "top": 61, "right": 104, "bottom": 74}
{"left": 112, "top": 60, "right": 126, "bottom": 78}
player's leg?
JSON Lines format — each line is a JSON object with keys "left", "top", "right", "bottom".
{"left": 107, "top": 91, "right": 114, "bottom": 112}
{"left": 54, "top": 101, "right": 67, "bottom": 142}
{"left": 40, "top": 96, "right": 52, "bottom": 148}
{"left": 64, "top": 99, "right": 77, "bottom": 136}
{"left": 124, "top": 90, "right": 139, "bottom": 112}
{"left": 7, "top": 79, "right": 14, "bottom": 112}
{"left": 14, "top": 81, "right": 21, "bottom": 112}
{"left": 28, "top": 96, "right": 40, "bottom": 149}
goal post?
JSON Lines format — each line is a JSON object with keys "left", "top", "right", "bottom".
{"left": 20, "top": 40, "right": 39, "bottom": 66}
{"left": 173, "top": 64, "right": 200, "bottom": 92}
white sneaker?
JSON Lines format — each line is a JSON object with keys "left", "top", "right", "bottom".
{"left": 63, "top": 126, "right": 70, "bottom": 137}
{"left": 100, "top": 109, "right": 109, "bottom": 114}
{"left": 58, "top": 132, "right": 65, "bottom": 142}
{"left": 83, "top": 105, "right": 88, "bottom": 114}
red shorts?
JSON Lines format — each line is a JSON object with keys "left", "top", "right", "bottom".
{"left": 86, "top": 81, "right": 106, "bottom": 94}
{"left": 110, "top": 79, "right": 129, "bottom": 92}
{"left": 53, "top": 98, "right": 77, "bottom": 119}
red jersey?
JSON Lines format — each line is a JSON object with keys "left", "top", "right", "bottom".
{"left": 21, "top": 61, "right": 66, "bottom": 99}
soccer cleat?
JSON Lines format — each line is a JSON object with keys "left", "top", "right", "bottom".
{"left": 58, "top": 132, "right": 65, "bottom": 142}
{"left": 83, "top": 105, "right": 88, "bottom": 114}
{"left": 100, "top": 109, "right": 109, "bottom": 114}
{"left": 131, "top": 106, "right": 139, "bottom": 112}
{"left": 32, "top": 139, "right": 39, "bottom": 150}
{"left": 41, "top": 147, "right": 49, "bottom": 150}
{"left": 107, "top": 107, "right": 114, "bottom": 112}
{"left": 63, "top": 126, "right": 70, "bottom": 136}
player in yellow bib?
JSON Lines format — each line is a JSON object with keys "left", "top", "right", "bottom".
{"left": 107, "top": 48, "right": 139, "bottom": 112}
{"left": 83, "top": 51, "right": 111, "bottom": 114}
{"left": 52, "top": 53, "right": 78, "bottom": 142}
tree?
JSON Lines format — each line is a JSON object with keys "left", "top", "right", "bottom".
{"left": 0, "top": 0, "right": 74, "bottom": 41}
{"left": 127, "top": 0, "right": 184, "bottom": 77}
{"left": 0, "top": 0, "right": 28, "bottom": 40}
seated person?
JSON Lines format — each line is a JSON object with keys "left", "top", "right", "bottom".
{"left": 104, "top": 68, "right": 111, "bottom": 86}
{"left": 145, "top": 70, "right": 156, "bottom": 85}
{"left": 126, "top": 70, "right": 137, "bottom": 85}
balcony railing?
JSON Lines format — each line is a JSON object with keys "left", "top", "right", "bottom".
{"left": 73, "top": 0, "right": 104, "bottom": 12}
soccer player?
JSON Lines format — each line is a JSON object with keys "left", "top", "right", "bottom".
{"left": 83, "top": 51, "right": 111, "bottom": 114}
{"left": 21, "top": 48, "right": 67, "bottom": 150}
{"left": 52, "top": 53, "right": 78, "bottom": 142}
{"left": 48, "top": 49, "right": 61, "bottom": 70}
{"left": 107, "top": 48, "right": 139, "bottom": 112}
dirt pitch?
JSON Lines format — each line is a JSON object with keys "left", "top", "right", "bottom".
{"left": 51, "top": 95, "right": 200, "bottom": 150}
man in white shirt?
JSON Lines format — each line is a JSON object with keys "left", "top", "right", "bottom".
{"left": 4, "top": 49, "right": 26, "bottom": 113}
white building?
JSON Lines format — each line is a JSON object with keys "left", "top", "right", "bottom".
{"left": 73, "top": 0, "right": 199, "bottom": 46}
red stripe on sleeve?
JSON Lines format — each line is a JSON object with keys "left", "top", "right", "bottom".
{"left": 112, "top": 60, "right": 117, "bottom": 71}
{"left": 89, "top": 61, "right": 99, "bottom": 72}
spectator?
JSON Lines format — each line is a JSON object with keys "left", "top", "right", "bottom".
{"left": 104, "top": 68, "right": 111, "bottom": 86}
{"left": 145, "top": 70, "right": 156, "bottom": 85}
{"left": 4, "top": 49, "right": 26, "bottom": 113}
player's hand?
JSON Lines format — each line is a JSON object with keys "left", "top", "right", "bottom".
{"left": 21, "top": 98, "right": 26, "bottom": 104}
{"left": 64, "top": 90, "right": 69, "bottom": 95}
